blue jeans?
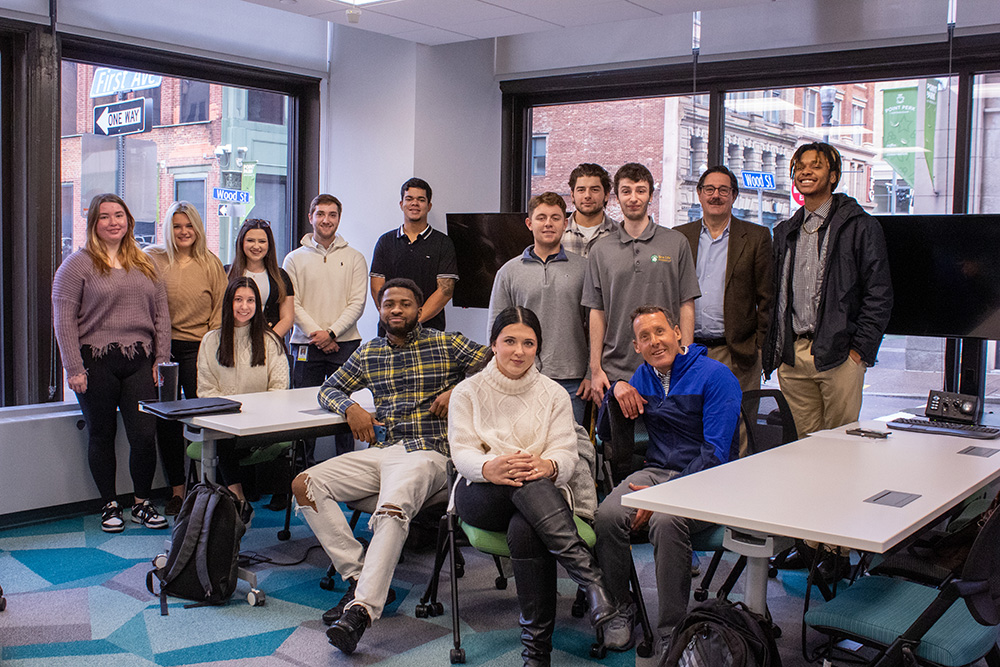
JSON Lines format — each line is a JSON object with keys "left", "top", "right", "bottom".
{"left": 554, "top": 378, "right": 587, "bottom": 427}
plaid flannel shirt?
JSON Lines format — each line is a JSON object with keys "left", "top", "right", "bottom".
{"left": 318, "top": 324, "right": 488, "bottom": 455}
{"left": 561, "top": 212, "right": 619, "bottom": 258}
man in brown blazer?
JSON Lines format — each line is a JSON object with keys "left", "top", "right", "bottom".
{"left": 677, "top": 166, "right": 774, "bottom": 411}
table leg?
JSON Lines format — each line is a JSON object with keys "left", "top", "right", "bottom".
{"left": 723, "top": 528, "right": 794, "bottom": 616}
{"left": 201, "top": 436, "right": 218, "bottom": 484}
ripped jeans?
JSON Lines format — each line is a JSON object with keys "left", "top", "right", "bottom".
{"left": 295, "top": 444, "right": 447, "bottom": 620}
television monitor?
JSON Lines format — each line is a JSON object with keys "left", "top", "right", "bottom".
{"left": 446, "top": 212, "right": 532, "bottom": 308}
{"left": 879, "top": 214, "right": 1000, "bottom": 340}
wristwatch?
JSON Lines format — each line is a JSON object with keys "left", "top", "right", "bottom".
{"left": 327, "top": 329, "right": 336, "bottom": 341}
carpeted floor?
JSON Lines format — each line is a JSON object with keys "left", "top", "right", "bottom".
{"left": 0, "top": 500, "right": 980, "bottom": 667}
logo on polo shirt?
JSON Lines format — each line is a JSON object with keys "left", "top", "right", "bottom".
{"left": 651, "top": 254, "right": 672, "bottom": 263}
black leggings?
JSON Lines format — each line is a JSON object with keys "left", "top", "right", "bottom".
{"left": 155, "top": 339, "right": 200, "bottom": 487}
{"left": 75, "top": 345, "right": 158, "bottom": 503}
{"left": 455, "top": 478, "right": 568, "bottom": 559}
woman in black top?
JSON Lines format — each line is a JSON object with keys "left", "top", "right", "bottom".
{"left": 227, "top": 218, "right": 294, "bottom": 336}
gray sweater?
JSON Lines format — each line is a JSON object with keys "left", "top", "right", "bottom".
{"left": 487, "top": 246, "right": 589, "bottom": 380}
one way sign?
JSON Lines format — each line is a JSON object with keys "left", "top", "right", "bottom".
{"left": 93, "top": 98, "right": 152, "bottom": 137}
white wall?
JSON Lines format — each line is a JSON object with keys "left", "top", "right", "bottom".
{"left": 323, "top": 26, "right": 501, "bottom": 343}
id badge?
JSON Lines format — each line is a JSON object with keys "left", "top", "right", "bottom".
{"left": 297, "top": 345, "right": 309, "bottom": 362}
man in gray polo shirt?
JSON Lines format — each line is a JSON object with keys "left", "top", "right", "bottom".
{"left": 584, "top": 163, "right": 700, "bottom": 401}
{"left": 488, "top": 191, "right": 590, "bottom": 424}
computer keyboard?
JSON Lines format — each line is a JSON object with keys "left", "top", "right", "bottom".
{"left": 887, "top": 417, "right": 1000, "bottom": 440}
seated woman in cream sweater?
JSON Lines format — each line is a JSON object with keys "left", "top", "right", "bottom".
{"left": 448, "top": 306, "right": 617, "bottom": 667}
{"left": 197, "top": 277, "right": 288, "bottom": 521}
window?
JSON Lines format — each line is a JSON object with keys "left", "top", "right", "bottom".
{"left": 969, "top": 72, "right": 1000, "bottom": 215}
{"left": 133, "top": 86, "right": 161, "bottom": 127}
{"left": 61, "top": 183, "right": 74, "bottom": 262}
{"left": 247, "top": 89, "right": 284, "bottom": 124}
{"left": 180, "top": 79, "right": 210, "bottom": 123}
{"left": 531, "top": 135, "right": 547, "bottom": 176}
{"left": 173, "top": 178, "right": 207, "bottom": 245}
{"left": 852, "top": 103, "right": 866, "bottom": 144}
{"left": 803, "top": 89, "right": 819, "bottom": 127}
{"left": 832, "top": 97, "right": 842, "bottom": 126}
{"left": 530, "top": 95, "right": 706, "bottom": 225}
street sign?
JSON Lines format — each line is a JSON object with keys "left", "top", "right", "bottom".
{"left": 741, "top": 171, "right": 776, "bottom": 190}
{"left": 93, "top": 98, "right": 148, "bottom": 137}
{"left": 791, "top": 183, "right": 805, "bottom": 206}
{"left": 90, "top": 68, "right": 163, "bottom": 98}
{"left": 213, "top": 187, "right": 251, "bottom": 204}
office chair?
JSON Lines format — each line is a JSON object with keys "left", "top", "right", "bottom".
{"left": 0, "top": 583, "right": 6, "bottom": 611}
{"left": 803, "top": 501, "right": 1000, "bottom": 667}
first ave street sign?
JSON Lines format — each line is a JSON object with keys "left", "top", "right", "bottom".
{"left": 93, "top": 98, "right": 148, "bottom": 137}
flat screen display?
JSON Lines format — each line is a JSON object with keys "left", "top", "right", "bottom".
{"left": 446, "top": 212, "right": 532, "bottom": 308}
{"left": 880, "top": 214, "right": 1000, "bottom": 340}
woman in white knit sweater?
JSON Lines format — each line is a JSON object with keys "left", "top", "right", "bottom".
{"left": 198, "top": 277, "right": 288, "bottom": 519}
{"left": 449, "top": 306, "right": 617, "bottom": 667}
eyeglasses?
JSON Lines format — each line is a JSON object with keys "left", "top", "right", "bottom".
{"left": 698, "top": 185, "right": 733, "bottom": 196}
{"left": 244, "top": 219, "right": 271, "bottom": 228}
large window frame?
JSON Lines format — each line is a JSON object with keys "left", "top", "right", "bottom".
{"left": 500, "top": 34, "right": 1000, "bottom": 391}
{"left": 0, "top": 28, "right": 320, "bottom": 406}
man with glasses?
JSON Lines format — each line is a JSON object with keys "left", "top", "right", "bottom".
{"left": 563, "top": 163, "right": 618, "bottom": 258}
{"left": 677, "top": 166, "right": 773, "bottom": 436}
{"left": 370, "top": 178, "right": 458, "bottom": 333}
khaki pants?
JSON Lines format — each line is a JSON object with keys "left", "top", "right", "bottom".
{"left": 776, "top": 337, "right": 866, "bottom": 439}
{"left": 704, "top": 344, "right": 761, "bottom": 457}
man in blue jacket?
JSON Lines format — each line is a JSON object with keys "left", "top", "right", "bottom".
{"left": 594, "top": 305, "right": 741, "bottom": 654}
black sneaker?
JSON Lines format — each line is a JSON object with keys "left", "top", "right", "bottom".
{"left": 322, "top": 581, "right": 396, "bottom": 625}
{"left": 131, "top": 501, "right": 168, "bottom": 529}
{"left": 164, "top": 495, "right": 184, "bottom": 516}
{"left": 327, "top": 604, "right": 370, "bottom": 655}
{"left": 101, "top": 501, "right": 125, "bottom": 533}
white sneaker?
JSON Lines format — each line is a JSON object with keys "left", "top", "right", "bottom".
{"left": 131, "top": 500, "right": 168, "bottom": 529}
{"left": 101, "top": 501, "right": 124, "bottom": 533}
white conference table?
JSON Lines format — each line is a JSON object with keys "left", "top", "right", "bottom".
{"left": 181, "top": 386, "right": 374, "bottom": 485}
{"left": 623, "top": 421, "right": 1000, "bottom": 615}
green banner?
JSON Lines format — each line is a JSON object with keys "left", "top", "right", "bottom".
{"left": 924, "top": 80, "right": 937, "bottom": 187}
{"left": 240, "top": 160, "right": 257, "bottom": 224}
{"left": 882, "top": 87, "right": 917, "bottom": 187}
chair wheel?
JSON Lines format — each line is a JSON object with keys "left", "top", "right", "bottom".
{"left": 0, "top": 597, "right": 6, "bottom": 612}
{"left": 494, "top": 576, "right": 507, "bottom": 590}
{"left": 450, "top": 647, "right": 466, "bottom": 664}
{"left": 277, "top": 529, "right": 291, "bottom": 541}
{"left": 571, "top": 600, "right": 586, "bottom": 618}
{"left": 590, "top": 642, "right": 607, "bottom": 659}
{"left": 637, "top": 640, "right": 653, "bottom": 658}
{"left": 430, "top": 601, "right": 444, "bottom": 616}
{"left": 455, "top": 562, "right": 465, "bottom": 578}
{"left": 693, "top": 589, "right": 708, "bottom": 602}
{"left": 319, "top": 576, "right": 335, "bottom": 591}
{"left": 152, "top": 554, "right": 168, "bottom": 570}
{"left": 415, "top": 604, "right": 429, "bottom": 618}
{"left": 768, "top": 566, "right": 778, "bottom": 578}
{"left": 247, "top": 589, "right": 266, "bottom": 606}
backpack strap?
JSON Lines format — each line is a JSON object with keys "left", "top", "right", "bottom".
{"left": 161, "top": 487, "right": 211, "bottom": 587}
{"left": 194, "top": 491, "right": 221, "bottom": 600}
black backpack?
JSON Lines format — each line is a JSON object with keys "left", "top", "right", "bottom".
{"left": 664, "top": 599, "right": 782, "bottom": 667}
{"left": 146, "top": 481, "right": 246, "bottom": 615}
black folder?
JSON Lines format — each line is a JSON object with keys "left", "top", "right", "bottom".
{"left": 139, "top": 397, "right": 242, "bottom": 419}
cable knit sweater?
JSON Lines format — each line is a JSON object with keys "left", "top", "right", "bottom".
{"left": 196, "top": 326, "right": 289, "bottom": 397}
{"left": 449, "top": 358, "right": 579, "bottom": 491}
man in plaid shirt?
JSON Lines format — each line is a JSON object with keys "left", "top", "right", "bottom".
{"left": 292, "top": 277, "right": 487, "bottom": 655}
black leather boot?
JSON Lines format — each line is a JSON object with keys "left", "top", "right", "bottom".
{"left": 511, "top": 480, "right": 619, "bottom": 628}
{"left": 511, "top": 555, "right": 557, "bottom": 667}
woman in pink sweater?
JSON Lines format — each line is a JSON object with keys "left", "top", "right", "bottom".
{"left": 52, "top": 193, "right": 171, "bottom": 534}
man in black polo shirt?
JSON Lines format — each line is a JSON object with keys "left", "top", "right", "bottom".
{"left": 370, "top": 178, "right": 458, "bottom": 333}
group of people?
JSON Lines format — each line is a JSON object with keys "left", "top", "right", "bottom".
{"left": 53, "top": 139, "right": 892, "bottom": 666}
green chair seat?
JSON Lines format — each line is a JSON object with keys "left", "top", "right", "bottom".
{"left": 690, "top": 524, "right": 726, "bottom": 552}
{"left": 458, "top": 515, "right": 597, "bottom": 557}
{"left": 185, "top": 440, "right": 292, "bottom": 467}
{"left": 804, "top": 576, "right": 1000, "bottom": 667}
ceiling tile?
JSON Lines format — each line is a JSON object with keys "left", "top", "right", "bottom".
{"left": 450, "top": 13, "right": 558, "bottom": 39}
{"left": 385, "top": 25, "right": 477, "bottom": 44}
{"left": 371, "top": 0, "right": 519, "bottom": 26}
